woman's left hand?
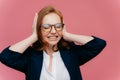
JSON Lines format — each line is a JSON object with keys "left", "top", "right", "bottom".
{"left": 62, "top": 25, "right": 72, "bottom": 42}
{"left": 62, "top": 24, "right": 94, "bottom": 45}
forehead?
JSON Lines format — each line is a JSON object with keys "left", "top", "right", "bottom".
{"left": 42, "top": 13, "right": 61, "bottom": 24}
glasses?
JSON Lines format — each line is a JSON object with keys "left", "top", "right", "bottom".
{"left": 41, "top": 23, "right": 64, "bottom": 32}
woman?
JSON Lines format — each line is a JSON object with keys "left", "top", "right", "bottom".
{"left": 0, "top": 6, "right": 106, "bottom": 80}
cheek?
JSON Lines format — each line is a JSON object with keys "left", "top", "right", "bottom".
{"left": 41, "top": 32, "right": 48, "bottom": 39}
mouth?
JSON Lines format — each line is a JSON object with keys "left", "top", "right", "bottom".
{"left": 47, "top": 36, "right": 59, "bottom": 39}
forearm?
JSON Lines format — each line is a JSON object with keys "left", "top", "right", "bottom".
{"left": 64, "top": 32, "right": 94, "bottom": 45}
{"left": 9, "top": 34, "right": 37, "bottom": 53}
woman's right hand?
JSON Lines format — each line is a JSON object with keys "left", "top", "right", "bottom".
{"left": 32, "top": 13, "right": 38, "bottom": 41}
{"left": 9, "top": 13, "right": 39, "bottom": 53}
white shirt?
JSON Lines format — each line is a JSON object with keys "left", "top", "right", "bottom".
{"left": 40, "top": 50, "right": 70, "bottom": 80}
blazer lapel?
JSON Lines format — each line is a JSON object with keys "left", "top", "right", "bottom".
{"left": 34, "top": 50, "right": 76, "bottom": 80}
{"left": 30, "top": 50, "right": 43, "bottom": 80}
{"left": 60, "top": 50, "right": 74, "bottom": 80}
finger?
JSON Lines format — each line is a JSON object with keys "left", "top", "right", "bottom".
{"left": 34, "top": 13, "right": 38, "bottom": 23}
{"left": 35, "top": 13, "right": 38, "bottom": 25}
{"left": 33, "top": 13, "right": 38, "bottom": 28}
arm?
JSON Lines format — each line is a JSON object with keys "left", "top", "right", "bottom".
{"left": 0, "top": 47, "right": 32, "bottom": 72}
{"left": 62, "top": 25, "right": 94, "bottom": 45}
{"left": 63, "top": 32, "right": 94, "bottom": 45}
{"left": 72, "top": 36, "right": 106, "bottom": 66}
{"left": 9, "top": 34, "right": 37, "bottom": 53}
{"left": 9, "top": 13, "right": 38, "bottom": 53}
{"left": 0, "top": 13, "right": 38, "bottom": 72}
{"left": 62, "top": 25, "right": 106, "bottom": 65}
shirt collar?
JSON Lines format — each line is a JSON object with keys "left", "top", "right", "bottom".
{"left": 43, "top": 50, "right": 60, "bottom": 58}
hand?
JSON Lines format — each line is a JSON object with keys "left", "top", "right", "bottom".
{"left": 32, "top": 13, "right": 38, "bottom": 40}
{"left": 62, "top": 24, "right": 94, "bottom": 45}
{"left": 62, "top": 25, "right": 72, "bottom": 42}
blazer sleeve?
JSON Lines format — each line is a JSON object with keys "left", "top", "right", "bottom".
{"left": 71, "top": 36, "right": 106, "bottom": 66}
{"left": 0, "top": 46, "right": 32, "bottom": 73}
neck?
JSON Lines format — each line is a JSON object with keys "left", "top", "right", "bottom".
{"left": 45, "top": 44, "right": 58, "bottom": 56}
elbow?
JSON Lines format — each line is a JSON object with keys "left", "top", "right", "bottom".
{"left": 93, "top": 36, "right": 107, "bottom": 49}
{"left": 100, "top": 39, "right": 107, "bottom": 49}
{"left": 0, "top": 53, "right": 1, "bottom": 62}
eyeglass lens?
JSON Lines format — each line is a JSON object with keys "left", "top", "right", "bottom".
{"left": 41, "top": 23, "right": 64, "bottom": 32}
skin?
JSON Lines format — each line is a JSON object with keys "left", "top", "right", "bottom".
{"left": 41, "top": 13, "right": 62, "bottom": 50}
{"left": 41, "top": 13, "right": 63, "bottom": 72}
{"left": 9, "top": 12, "right": 94, "bottom": 72}
{"left": 9, "top": 12, "right": 94, "bottom": 54}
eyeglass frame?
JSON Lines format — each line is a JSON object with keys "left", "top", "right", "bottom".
{"left": 41, "top": 23, "right": 64, "bottom": 32}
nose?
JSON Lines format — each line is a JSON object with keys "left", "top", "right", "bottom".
{"left": 50, "top": 26, "right": 56, "bottom": 33}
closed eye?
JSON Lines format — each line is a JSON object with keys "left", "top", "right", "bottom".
{"left": 54, "top": 23, "right": 62, "bottom": 28}
{"left": 42, "top": 24, "right": 50, "bottom": 29}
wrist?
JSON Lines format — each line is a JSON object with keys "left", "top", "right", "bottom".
{"left": 30, "top": 34, "right": 38, "bottom": 42}
{"left": 63, "top": 32, "right": 72, "bottom": 42}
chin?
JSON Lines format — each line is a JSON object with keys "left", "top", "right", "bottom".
{"left": 48, "top": 41, "right": 59, "bottom": 46}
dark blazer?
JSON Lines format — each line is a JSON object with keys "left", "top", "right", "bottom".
{"left": 0, "top": 36, "right": 106, "bottom": 80}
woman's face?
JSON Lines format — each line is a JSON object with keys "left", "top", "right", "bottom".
{"left": 41, "top": 13, "right": 63, "bottom": 46}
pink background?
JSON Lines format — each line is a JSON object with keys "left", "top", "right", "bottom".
{"left": 0, "top": 0, "right": 119, "bottom": 80}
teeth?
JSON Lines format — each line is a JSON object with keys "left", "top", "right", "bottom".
{"left": 48, "top": 36, "right": 57, "bottom": 38}
{"left": 50, "top": 37, "right": 56, "bottom": 38}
